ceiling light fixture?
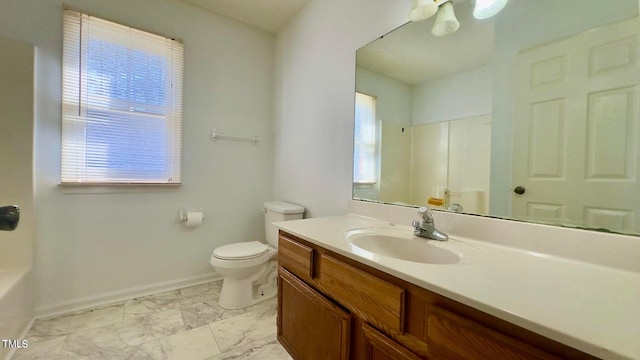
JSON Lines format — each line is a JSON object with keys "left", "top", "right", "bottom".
{"left": 473, "top": 0, "right": 509, "bottom": 20}
{"left": 431, "top": 2, "right": 460, "bottom": 37}
{"left": 409, "top": 0, "right": 439, "bottom": 22}
{"left": 408, "top": 0, "right": 509, "bottom": 37}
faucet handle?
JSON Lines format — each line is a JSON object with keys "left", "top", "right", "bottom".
{"left": 417, "top": 207, "right": 434, "bottom": 223}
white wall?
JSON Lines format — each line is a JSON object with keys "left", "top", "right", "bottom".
{"left": 412, "top": 64, "right": 492, "bottom": 125}
{"left": 274, "top": 0, "right": 411, "bottom": 218}
{"left": 356, "top": 66, "right": 412, "bottom": 125}
{"left": 0, "top": 0, "right": 275, "bottom": 315}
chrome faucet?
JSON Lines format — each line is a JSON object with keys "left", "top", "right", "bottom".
{"left": 412, "top": 207, "right": 448, "bottom": 241}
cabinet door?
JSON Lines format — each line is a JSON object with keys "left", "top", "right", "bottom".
{"left": 362, "top": 323, "right": 422, "bottom": 360}
{"left": 278, "top": 267, "right": 351, "bottom": 360}
{"left": 427, "top": 306, "right": 559, "bottom": 359}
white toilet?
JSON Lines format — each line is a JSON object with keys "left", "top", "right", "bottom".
{"left": 210, "top": 201, "right": 304, "bottom": 310}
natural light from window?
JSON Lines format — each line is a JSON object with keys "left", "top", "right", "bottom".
{"left": 61, "top": 10, "right": 183, "bottom": 184}
{"left": 353, "top": 92, "right": 378, "bottom": 184}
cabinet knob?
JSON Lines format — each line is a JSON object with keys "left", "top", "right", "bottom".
{"left": 513, "top": 186, "right": 526, "bottom": 195}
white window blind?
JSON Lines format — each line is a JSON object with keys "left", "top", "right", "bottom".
{"left": 353, "top": 92, "right": 378, "bottom": 184}
{"left": 61, "top": 10, "right": 183, "bottom": 184}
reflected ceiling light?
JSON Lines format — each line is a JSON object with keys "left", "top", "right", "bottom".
{"left": 431, "top": 2, "right": 460, "bottom": 37}
{"left": 473, "top": 0, "right": 509, "bottom": 19}
{"left": 409, "top": 0, "right": 439, "bottom": 22}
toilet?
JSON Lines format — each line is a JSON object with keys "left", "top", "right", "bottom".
{"left": 210, "top": 201, "right": 304, "bottom": 310}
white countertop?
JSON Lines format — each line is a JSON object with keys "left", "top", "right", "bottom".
{"left": 275, "top": 213, "right": 640, "bottom": 360}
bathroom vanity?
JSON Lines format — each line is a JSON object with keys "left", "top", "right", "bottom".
{"left": 277, "top": 1, "right": 640, "bottom": 358}
{"left": 275, "top": 207, "right": 640, "bottom": 360}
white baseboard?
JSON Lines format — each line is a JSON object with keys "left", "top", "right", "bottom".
{"left": 34, "top": 272, "right": 222, "bottom": 319}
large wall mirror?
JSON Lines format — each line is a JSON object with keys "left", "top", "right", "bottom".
{"left": 354, "top": 0, "right": 640, "bottom": 236}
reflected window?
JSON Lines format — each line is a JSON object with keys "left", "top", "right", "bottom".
{"left": 353, "top": 92, "right": 378, "bottom": 184}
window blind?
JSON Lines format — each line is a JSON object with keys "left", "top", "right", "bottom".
{"left": 353, "top": 92, "right": 378, "bottom": 183}
{"left": 61, "top": 10, "right": 183, "bottom": 184}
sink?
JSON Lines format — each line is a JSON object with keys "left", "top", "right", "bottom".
{"left": 343, "top": 228, "right": 460, "bottom": 264}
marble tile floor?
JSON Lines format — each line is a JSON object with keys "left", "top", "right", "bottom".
{"left": 12, "top": 280, "right": 290, "bottom": 360}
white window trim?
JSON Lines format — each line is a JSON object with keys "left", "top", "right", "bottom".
{"left": 60, "top": 9, "right": 184, "bottom": 186}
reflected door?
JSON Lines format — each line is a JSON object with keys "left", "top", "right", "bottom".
{"left": 512, "top": 16, "right": 640, "bottom": 233}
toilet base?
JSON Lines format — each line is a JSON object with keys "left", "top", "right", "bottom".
{"left": 217, "top": 261, "right": 277, "bottom": 310}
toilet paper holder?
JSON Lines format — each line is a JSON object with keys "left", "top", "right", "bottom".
{"left": 178, "top": 208, "right": 205, "bottom": 224}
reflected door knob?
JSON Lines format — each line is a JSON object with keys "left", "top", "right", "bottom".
{"left": 513, "top": 186, "right": 526, "bottom": 195}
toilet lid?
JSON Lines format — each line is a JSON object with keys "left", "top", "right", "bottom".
{"left": 213, "top": 241, "right": 269, "bottom": 260}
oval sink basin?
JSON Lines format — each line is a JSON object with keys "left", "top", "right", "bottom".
{"left": 343, "top": 228, "right": 460, "bottom": 264}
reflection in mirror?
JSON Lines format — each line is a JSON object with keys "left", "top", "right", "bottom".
{"left": 353, "top": 0, "right": 640, "bottom": 236}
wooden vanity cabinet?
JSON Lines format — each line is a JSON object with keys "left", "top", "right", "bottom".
{"left": 361, "top": 323, "right": 422, "bottom": 360}
{"left": 277, "top": 231, "right": 597, "bottom": 360}
{"left": 278, "top": 267, "right": 351, "bottom": 360}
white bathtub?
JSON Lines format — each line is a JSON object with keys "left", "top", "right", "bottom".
{"left": 0, "top": 267, "right": 32, "bottom": 360}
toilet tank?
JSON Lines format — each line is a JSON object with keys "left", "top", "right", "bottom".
{"left": 263, "top": 201, "right": 304, "bottom": 248}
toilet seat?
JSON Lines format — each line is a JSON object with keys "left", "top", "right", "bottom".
{"left": 213, "top": 241, "right": 268, "bottom": 260}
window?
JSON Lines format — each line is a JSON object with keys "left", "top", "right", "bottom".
{"left": 353, "top": 92, "right": 378, "bottom": 184}
{"left": 61, "top": 10, "right": 183, "bottom": 184}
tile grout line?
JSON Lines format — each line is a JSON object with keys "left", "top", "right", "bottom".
{"left": 16, "top": 280, "right": 288, "bottom": 360}
{"left": 207, "top": 322, "right": 224, "bottom": 357}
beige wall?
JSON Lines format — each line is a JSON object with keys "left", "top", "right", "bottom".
{"left": 408, "top": 116, "right": 492, "bottom": 213}
{"left": 0, "top": 36, "right": 35, "bottom": 358}
{"left": 378, "top": 122, "right": 411, "bottom": 203}
{"left": 0, "top": 36, "right": 34, "bottom": 270}
{"left": 448, "top": 115, "right": 492, "bottom": 214}
{"left": 410, "top": 122, "right": 449, "bottom": 206}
